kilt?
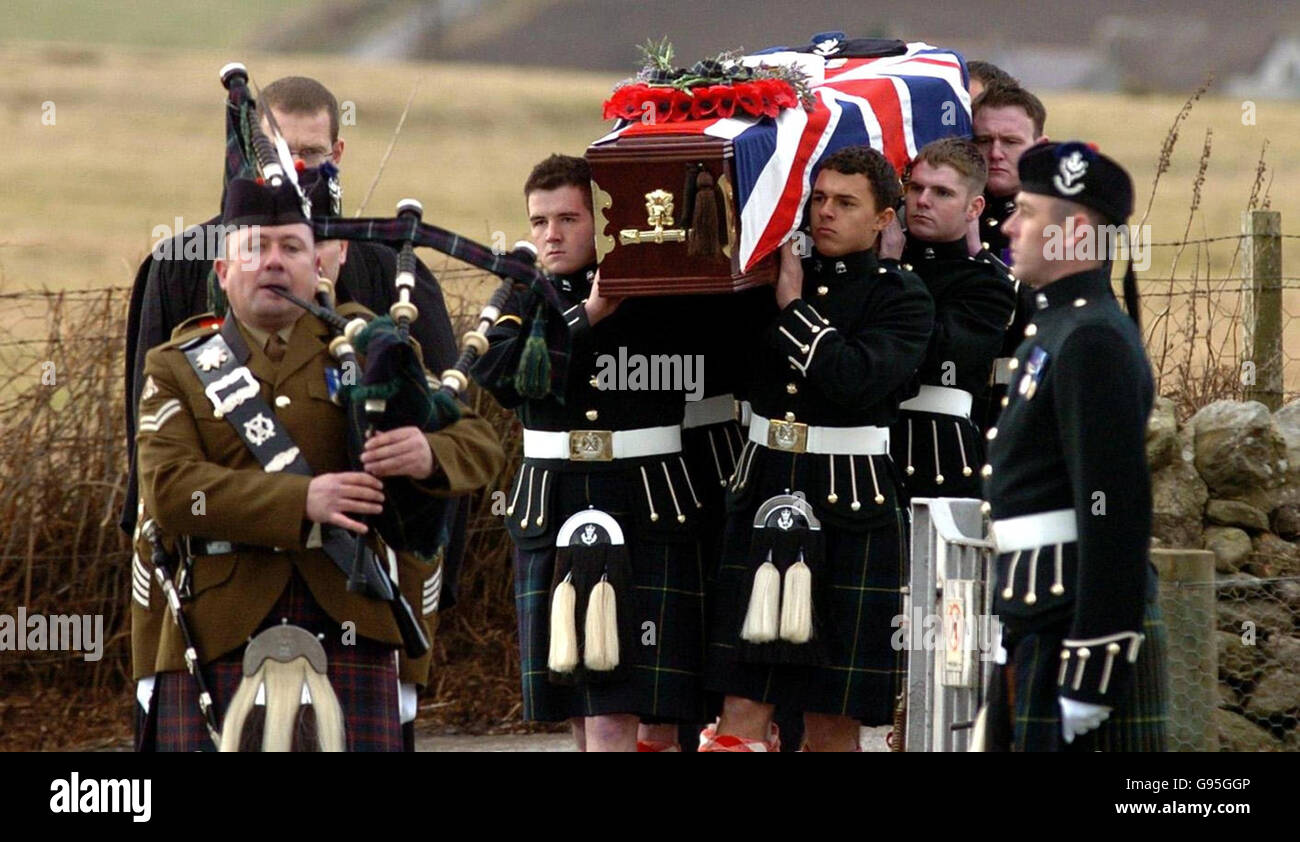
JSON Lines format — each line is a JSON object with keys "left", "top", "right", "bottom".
{"left": 888, "top": 408, "right": 984, "bottom": 501}
{"left": 514, "top": 539, "right": 707, "bottom": 723}
{"left": 681, "top": 420, "right": 745, "bottom": 595}
{"left": 680, "top": 419, "right": 746, "bottom": 739}
{"left": 152, "top": 571, "right": 402, "bottom": 752}
{"left": 705, "top": 503, "right": 909, "bottom": 725}
{"left": 984, "top": 599, "right": 1169, "bottom": 752}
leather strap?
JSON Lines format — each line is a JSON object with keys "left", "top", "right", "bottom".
{"left": 181, "top": 329, "right": 395, "bottom": 601}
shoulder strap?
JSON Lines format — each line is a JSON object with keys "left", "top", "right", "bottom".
{"left": 179, "top": 331, "right": 397, "bottom": 601}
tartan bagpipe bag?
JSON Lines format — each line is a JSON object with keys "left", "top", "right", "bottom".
{"left": 344, "top": 315, "right": 461, "bottom": 556}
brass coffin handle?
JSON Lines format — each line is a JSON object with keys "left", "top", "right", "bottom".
{"left": 618, "top": 188, "right": 687, "bottom": 245}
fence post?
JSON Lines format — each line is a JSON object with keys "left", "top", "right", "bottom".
{"left": 1243, "top": 210, "right": 1283, "bottom": 410}
{"left": 1152, "top": 548, "right": 1217, "bottom": 751}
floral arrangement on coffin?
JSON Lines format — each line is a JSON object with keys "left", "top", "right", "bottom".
{"left": 603, "top": 38, "right": 815, "bottom": 123}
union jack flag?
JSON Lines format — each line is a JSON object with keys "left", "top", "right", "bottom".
{"left": 592, "top": 41, "right": 971, "bottom": 272}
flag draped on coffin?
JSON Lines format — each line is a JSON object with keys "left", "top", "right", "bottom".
{"left": 592, "top": 42, "right": 972, "bottom": 272}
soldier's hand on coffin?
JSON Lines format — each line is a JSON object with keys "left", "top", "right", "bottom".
{"left": 306, "top": 472, "right": 385, "bottom": 534}
{"left": 361, "top": 425, "right": 436, "bottom": 480}
{"left": 583, "top": 270, "right": 622, "bottom": 325}
{"left": 1058, "top": 697, "right": 1112, "bottom": 744}
{"left": 879, "top": 217, "right": 905, "bottom": 260}
{"left": 775, "top": 239, "right": 804, "bottom": 308}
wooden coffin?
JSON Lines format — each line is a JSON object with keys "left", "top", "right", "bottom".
{"left": 586, "top": 134, "right": 777, "bottom": 296}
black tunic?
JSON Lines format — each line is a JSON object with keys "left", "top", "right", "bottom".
{"left": 983, "top": 266, "right": 1157, "bottom": 708}
{"left": 889, "top": 236, "right": 1015, "bottom": 500}
{"left": 471, "top": 266, "right": 707, "bottom": 722}
{"left": 706, "top": 249, "right": 934, "bottom": 721}
{"left": 471, "top": 266, "right": 701, "bottom": 545}
{"left": 726, "top": 249, "right": 934, "bottom": 528}
{"left": 978, "top": 190, "right": 1017, "bottom": 262}
{"left": 983, "top": 260, "right": 1039, "bottom": 432}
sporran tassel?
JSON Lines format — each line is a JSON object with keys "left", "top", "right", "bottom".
{"left": 583, "top": 574, "right": 620, "bottom": 671}
{"left": 779, "top": 555, "right": 813, "bottom": 644}
{"left": 740, "top": 555, "right": 781, "bottom": 643}
{"left": 547, "top": 571, "right": 579, "bottom": 673}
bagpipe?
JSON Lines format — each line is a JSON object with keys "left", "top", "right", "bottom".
{"left": 215, "top": 62, "right": 562, "bottom": 566}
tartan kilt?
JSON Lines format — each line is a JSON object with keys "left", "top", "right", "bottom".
{"left": 705, "top": 503, "right": 909, "bottom": 725}
{"left": 514, "top": 539, "right": 707, "bottom": 723}
{"left": 681, "top": 420, "right": 745, "bottom": 731}
{"left": 985, "top": 599, "right": 1169, "bottom": 752}
{"left": 888, "top": 408, "right": 985, "bottom": 501}
{"left": 152, "top": 571, "right": 402, "bottom": 752}
{"left": 682, "top": 420, "right": 746, "bottom": 581}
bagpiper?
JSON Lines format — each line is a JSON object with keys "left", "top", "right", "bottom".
{"left": 134, "top": 173, "right": 504, "bottom": 750}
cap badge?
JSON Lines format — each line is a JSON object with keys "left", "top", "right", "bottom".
{"left": 1053, "top": 151, "right": 1088, "bottom": 196}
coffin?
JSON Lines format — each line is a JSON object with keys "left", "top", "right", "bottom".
{"left": 586, "top": 37, "right": 972, "bottom": 297}
{"left": 586, "top": 135, "right": 776, "bottom": 297}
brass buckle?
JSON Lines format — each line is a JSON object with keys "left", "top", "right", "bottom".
{"left": 569, "top": 429, "right": 614, "bottom": 461}
{"left": 766, "top": 419, "right": 808, "bottom": 453}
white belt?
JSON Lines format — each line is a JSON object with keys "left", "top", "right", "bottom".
{"left": 522, "top": 425, "right": 681, "bottom": 461}
{"left": 739, "top": 400, "right": 753, "bottom": 427}
{"left": 992, "top": 357, "right": 1015, "bottom": 386}
{"left": 898, "top": 385, "right": 973, "bottom": 419}
{"left": 990, "top": 508, "right": 1077, "bottom": 553}
{"left": 748, "top": 414, "right": 889, "bottom": 455}
{"left": 683, "top": 394, "right": 737, "bottom": 429}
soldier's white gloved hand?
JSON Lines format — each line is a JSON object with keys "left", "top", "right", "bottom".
{"left": 1059, "top": 697, "right": 1111, "bottom": 744}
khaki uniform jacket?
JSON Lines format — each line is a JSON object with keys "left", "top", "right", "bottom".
{"left": 133, "top": 305, "right": 504, "bottom": 676}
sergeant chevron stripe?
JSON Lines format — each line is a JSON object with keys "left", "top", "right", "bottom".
{"left": 422, "top": 566, "right": 442, "bottom": 615}
{"left": 132, "top": 553, "right": 151, "bottom": 607}
{"left": 138, "top": 399, "right": 182, "bottom": 433}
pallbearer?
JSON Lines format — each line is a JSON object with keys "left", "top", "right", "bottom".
{"left": 702, "top": 147, "right": 934, "bottom": 751}
{"left": 972, "top": 83, "right": 1047, "bottom": 427}
{"left": 472, "top": 155, "right": 706, "bottom": 751}
{"left": 980, "top": 141, "right": 1168, "bottom": 751}
{"left": 886, "top": 138, "right": 1015, "bottom": 500}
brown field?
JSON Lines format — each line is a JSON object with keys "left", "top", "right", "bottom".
{"left": 2, "top": 41, "right": 1296, "bottom": 289}
{"left": 0, "top": 41, "right": 1297, "bottom": 401}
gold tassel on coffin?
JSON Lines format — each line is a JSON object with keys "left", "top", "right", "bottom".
{"left": 687, "top": 168, "right": 724, "bottom": 259}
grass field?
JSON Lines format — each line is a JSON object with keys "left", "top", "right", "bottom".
{"left": 0, "top": 39, "right": 1296, "bottom": 323}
